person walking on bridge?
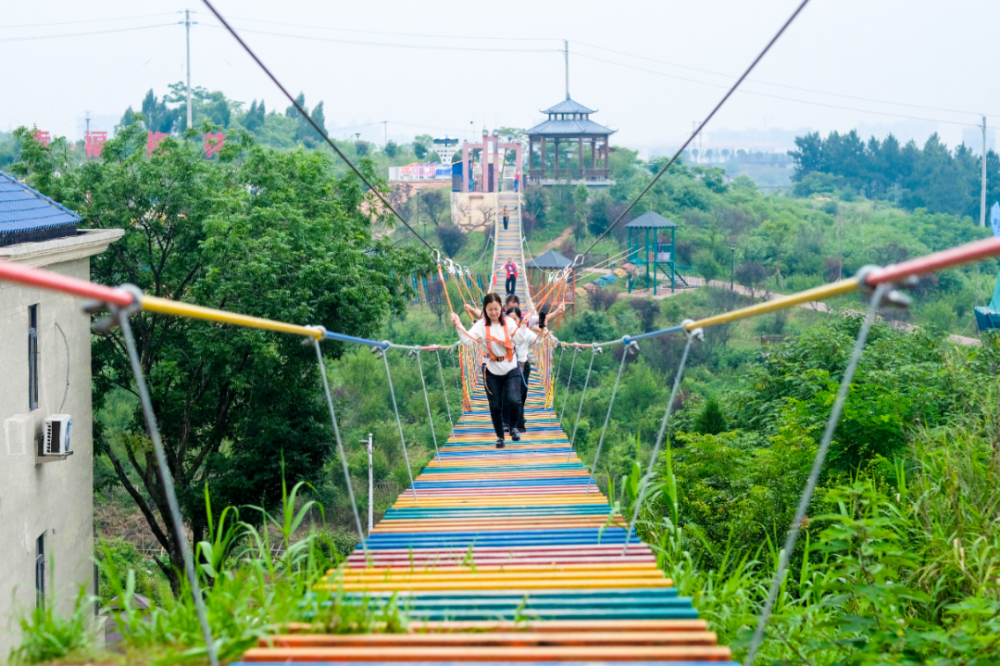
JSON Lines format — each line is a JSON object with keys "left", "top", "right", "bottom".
{"left": 504, "top": 258, "right": 518, "bottom": 296}
{"left": 452, "top": 293, "right": 532, "bottom": 448}
{"left": 502, "top": 206, "right": 510, "bottom": 231}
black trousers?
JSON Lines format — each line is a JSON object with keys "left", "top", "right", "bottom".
{"left": 519, "top": 361, "right": 531, "bottom": 429}
{"left": 505, "top": 275, "right": 517, "bottom": 294}
{"left": 503, "top": 216, "right": 509, "bottom": 230}
{"left": 485, "top": 366, "right": 523, "bottom": 439}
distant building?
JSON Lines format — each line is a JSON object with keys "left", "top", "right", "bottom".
{"left": 0, "top": 171, "right": 122, "bottom": 653}
{"left": 388, "top": 162, "right": 452, "bottom": 181}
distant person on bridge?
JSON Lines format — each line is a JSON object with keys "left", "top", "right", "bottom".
{"left": 504, "top": 258, "right": 518, "bottom": 296}
{"left": 502, "top": 206, "right": 510, "bottom": 230}
{"left": 453, "top": 293, "right": 532, "bottom": 448}
{"left": 514, "top": 171, "right": 520, "bottom": 192}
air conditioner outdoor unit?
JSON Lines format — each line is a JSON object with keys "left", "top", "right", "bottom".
{"left": 44, "top": 415, "right": 73, "bottom": 456}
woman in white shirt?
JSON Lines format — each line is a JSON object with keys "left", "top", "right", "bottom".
{"left": 452, "top": 293, "right": 534, "bottom": 448}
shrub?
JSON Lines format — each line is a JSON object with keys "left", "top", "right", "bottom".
{"left": 436, "top": 224, "right": 467, "bottom": 257}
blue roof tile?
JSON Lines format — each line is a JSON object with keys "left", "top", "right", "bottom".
{"left": 0, "top": 170, "right": 80, "bottom": 246}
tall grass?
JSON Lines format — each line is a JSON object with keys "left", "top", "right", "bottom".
{"left": 11, "top": 478, "right": 400, "bottom": 665}
{"left": 631, "top": 405, "right": 1000, "bottom": 665}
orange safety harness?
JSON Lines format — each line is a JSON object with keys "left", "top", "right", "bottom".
{"left": 483, "top": 317, "right": 515, "bottom": 363}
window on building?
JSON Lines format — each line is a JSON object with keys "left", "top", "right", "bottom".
{"left": 35, "top": 533, "right": 45, "bottom": 609}
{"left": 28, "top": 305, "right": 39, "bottom": 410}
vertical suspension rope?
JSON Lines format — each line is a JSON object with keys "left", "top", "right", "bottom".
{"left": 412, "top": 350, "right": 442, "bottom": 467}
{"left": 559, "top": 345, "right": 579, "bottom": 422}
{"left": 312, "top": 336, "right": 369, "bottom": 555}
{"left": 380, "top": 349, "right": 418, "bottom": 500}
{"left": 568, "top": 346, "right": 599, "bottom": 463}
{"left": 115, "top": 306, "right": 219, "bottom": 666}
{"left": 743, "top": 283, "right": 891, "bottom": 666}
{"left": 585, "top": 343, "right": 635, "bottom": 496}
{"left": 435, "top": 349, "right": 455, "bottom": 443}
{"left": 622, "top": 324, "right": 700, "bottom": 554}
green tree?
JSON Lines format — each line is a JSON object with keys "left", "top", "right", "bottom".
{"left": 692, "top": 396, "right": 726, "bottom": 435}
{"left": 692, "top": 249, "right": 721, "bottom": 284}
{"left": 420, "top": 189, "right": 447, "bottom": 227}
{"left": 436, "top": 224, "right": 467, "bottom": 257}
{"left": 11, "top": 124, "right": 428, "bottom": 590}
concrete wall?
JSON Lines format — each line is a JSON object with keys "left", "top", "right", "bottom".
{"left": 0, "top": 229, "right": 122, "bottom": 656}
{"left": 450, "top": 192, "right": 498, "bottom": 232}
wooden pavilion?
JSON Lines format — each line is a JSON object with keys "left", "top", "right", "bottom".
{"left": 526, "top": 97, "right": 615, "bottom": 185}
{"left": 525, "top": 249, "right": 576, "bottom": 316}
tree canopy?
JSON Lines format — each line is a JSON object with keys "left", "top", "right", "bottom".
{"left": 10, "top": 122, "right": 430, "bottom": 588}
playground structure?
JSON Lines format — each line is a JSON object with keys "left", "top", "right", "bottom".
{"left": 625, "top": 211, "right": 686, "bottom": 295}
{"left": 3, "top": 204, "right": 1000, "bottom": 663}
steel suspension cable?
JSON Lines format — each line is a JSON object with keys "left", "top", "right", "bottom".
{"left": 380, "top": 349, "right": 418, "bottom": 500}
{"left": 412, "top": 350, "right": 442, "bottom": 467}
{"left": 553, "top": 345, "right": 565, "bottom": 397}
{"left": 743, "top": 283, "right": 891, "bottom": 666}
{"left": 581, "top": 0, "right": 813, "bottom": 256}
{"left": 623, "top": 322, "right": 701, "bottom": 554}
{"left": 559, "top": 345, "right": 579, "bottom": 422}
{"left": 311, "top": 335, "right": 369, "bottom": 555}
{"left": 585, "top": 343, "right": 636, "bottom": 496}
{"left": 200, "top": 0, "right": 436, "bottom": 253}
{"left": 568, "top": 346, "right": 600, "bottom": 463}
{"left": 114, "top": 302, "right": 219, "bottom": 666}
{"left": 435, "top": 349, "right": 456, "bottom": 443}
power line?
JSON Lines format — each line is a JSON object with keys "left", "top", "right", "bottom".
{"left": 572, "top": 51, "right": 982, "bottom": 129}
{"left": 0, "top": 23, "right": 178, "bottom": 42}
{"left": 574, "top": 40, "right": 995, "bottom": 119}
{"left": 1, "top": 13, "right": 178, "bottom": 29}
{"left": 584, "top": 0, "right": 814, "bottom": 255}
{"left": 199, "top": 0, "right": 436, "bottom": 254}
{"left": 214, "top": 14, "right": 556, "bottom": 43}
{"left": 197, "top": 23, "right": 560, "bottom": 53}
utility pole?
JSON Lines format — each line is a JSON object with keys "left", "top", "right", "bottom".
{"left": 361, "top": 434, "right": 373, "bottom": 533}
{"left": 981, "top": 115, "right": 988, "bottom": 228}
{"left": 564, "top": 39, "right": 569, "bottom": 99}
{"left": 185, "top": 9, "right": 193, "bottom": 129}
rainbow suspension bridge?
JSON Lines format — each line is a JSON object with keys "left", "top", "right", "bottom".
{"left": 4, "top": 188, "right": 1000, "bottom": 663}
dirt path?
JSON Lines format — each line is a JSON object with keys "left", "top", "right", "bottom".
{"left": 542, "top": 226, "right": 574, "bottom": 252}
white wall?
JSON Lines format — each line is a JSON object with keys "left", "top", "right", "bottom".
{"left": 0, "top": 229, "right": 122, "bottom": 656}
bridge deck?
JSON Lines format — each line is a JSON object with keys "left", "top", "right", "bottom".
{"left": 237, "top": 194, "right": 732, "bottom": 663}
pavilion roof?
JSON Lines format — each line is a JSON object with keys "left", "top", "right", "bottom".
{"left": 625, "top": 211, "right": 678, "bottom": 228}
{"left": 525, "top": 249, "right": 573, "bottom": 269}
{"left": 526, "top": 118, "right": 615, "bottom": 137}
{"left": 540, "top": 97, "right": 597, "bottom": 115}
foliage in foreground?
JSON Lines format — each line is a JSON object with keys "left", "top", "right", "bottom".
{"left": 621, "top": 323, "right": 1000, "bottom": 665}
{"left": 11, "top": 481, "right": 400, "bottom": 665}
{"left": 10, "top": 123, "right": 430, "bottom": 593}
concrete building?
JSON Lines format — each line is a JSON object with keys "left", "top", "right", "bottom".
{"left": 0, "top": 171, "right": 122, "bottom": 654}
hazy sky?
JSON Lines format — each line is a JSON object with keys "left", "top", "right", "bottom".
{"left": 3, "top": 0, "right": 999, "bottom": 152}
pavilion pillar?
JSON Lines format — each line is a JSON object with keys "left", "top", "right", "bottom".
{"left": 540, "top": 136, "right": 546, "bottom": 181}
{"left": 591, "top": 138, "right": 596, "bottom": 171}
{"left": 578, "top": 136, "right": 584, "bottom": 179}
{"left": 492, "top": 136, "right": 499, "bottom": 193}
{"left": 554, "top": 139, "right": 560, "bottom": 175}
